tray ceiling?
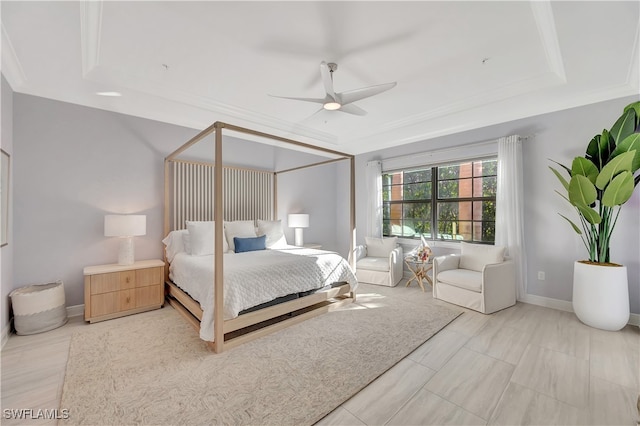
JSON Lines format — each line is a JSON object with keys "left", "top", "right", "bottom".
{"left": 2, "top": 1, "right": 638, "bottom": 154}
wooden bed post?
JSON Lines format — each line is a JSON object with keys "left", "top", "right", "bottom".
{"left": 163, "top": 159, "right": 171, "bottom": 282}
{"left": 350, "top": 156, "right": 357, "bottom": 302}
{"left": 213, "top": 123, "right": 224, "bottom": 353}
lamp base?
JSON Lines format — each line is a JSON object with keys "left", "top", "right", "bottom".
{"left": 294, "top": 228, "right": 304, "bottom": 247}
{"left": 118, "top": 237, "right": 135, "bottom": 265}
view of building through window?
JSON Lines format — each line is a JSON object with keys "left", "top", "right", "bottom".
{"left": 382, "top": 158, "right": 497, "bottom": 243}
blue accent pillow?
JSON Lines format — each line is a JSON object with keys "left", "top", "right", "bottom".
{"left": 234, "top": 235, "right": 266, "bottom": 253}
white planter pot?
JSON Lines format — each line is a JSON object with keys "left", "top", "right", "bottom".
{"left": 573, "top": 261, "right": 629, "bottom": 331}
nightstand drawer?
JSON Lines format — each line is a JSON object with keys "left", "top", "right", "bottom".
{"left": 84, "top": 259, "right": 165, "bottom": 323}
{"left": 135, "top": 267, "right": 162, "bottom": 287}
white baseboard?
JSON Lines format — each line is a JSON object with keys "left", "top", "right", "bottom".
{"left": 519, "top": 293, "right": 639, "bottom": 327}
{"left": 66, "top": 304, "right": 84, "bottom": 318}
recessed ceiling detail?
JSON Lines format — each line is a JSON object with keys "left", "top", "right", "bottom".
{"left": 1, "top": 1, "right": 638, "bottom": 154}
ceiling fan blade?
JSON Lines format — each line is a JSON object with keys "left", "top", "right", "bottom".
{"left": 338, "top": 103, "right": 367, "bottom": 116}
{"left": 320, "top": 61, "right": 336, "bottom": 99}
{"left": 338, "top": 82, "right": 397, "bottom": 105}
{"left": 268, "top": 94, "right": 326, "bottom": 104}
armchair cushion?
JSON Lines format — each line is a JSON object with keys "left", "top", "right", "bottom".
{"left": 365, "top": 236, "right": 397, "bottom": 258}
{"left": 356, "top": 256, "right": 391, "bottom": 273}
{"left": 459, "top": 242, "right": 506, "bottom": 272}
{"left": 437, "top": 269, "right": 482, "bottom": 293}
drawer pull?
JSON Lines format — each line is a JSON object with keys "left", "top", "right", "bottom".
{"left": 126, "top": 277, "right": 130, "bottom": 284}
{"left": 126, "top": 296, "right": 130, "bottom": 303}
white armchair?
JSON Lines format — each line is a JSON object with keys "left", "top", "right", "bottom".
{"left": 355, "top": 237, "right": 403, "bottom": 287}
{"left": 432, "top": 242, "right": 516, "bottom": 314}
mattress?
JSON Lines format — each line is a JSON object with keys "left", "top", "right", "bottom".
{"left": 169, "top": 246, "right": 358, "bottom": 341}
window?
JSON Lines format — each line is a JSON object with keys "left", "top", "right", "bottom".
{"left": 382, "top": 158, "right": 497, "bottom": 243}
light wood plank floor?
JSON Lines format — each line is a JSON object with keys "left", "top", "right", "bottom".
{"left": 1, "top": 281, "right": 638, "bottom": 425}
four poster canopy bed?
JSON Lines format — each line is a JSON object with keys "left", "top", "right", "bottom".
{"left": 163, "top": 122, "right": 357, "bottom": 353}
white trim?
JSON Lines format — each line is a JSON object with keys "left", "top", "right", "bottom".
{"left": 79, "top": 0, "right": 103, "bottom": 76}
{"left": 519, "top": 293, "right": 639, "bottom": 327}
{"left": 530, "top": 1, "right": 567, "bottom": 83}
{"left": 381, "top": 139, "right": 498, "bottom": 172}
{"left": 1, "top": 24, "right": 28, "bottom": 90}
{"left": 66, "top": 304, "right": 84, "bottom": 318}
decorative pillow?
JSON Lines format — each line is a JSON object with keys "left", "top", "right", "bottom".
{"left": 162, "top": 229, "right": 188, "bottom": 262}
{"left": 234, "top": 235, "right": 267, "bottom": 253}
{"left": 224, "top": 220, "right": 257, "bottom": 252}
{"left": 186, "top": 221, "right": 229, "bottom": 256}
{"left": 365, "top": 236, "right": 398, "bottom": 258}
{"left": 459, "top": 242, "right": 506, "bottom": 272}
{"left": 256, "top": 219, "right": 288, "bottom": 248}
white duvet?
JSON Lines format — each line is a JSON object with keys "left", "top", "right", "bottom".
{"left": 169, "top": 246, "right": 358, "bottom": 341}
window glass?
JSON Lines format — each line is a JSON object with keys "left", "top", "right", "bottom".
{"left": 381, "top": 157, "right": 497, "bottom": 244}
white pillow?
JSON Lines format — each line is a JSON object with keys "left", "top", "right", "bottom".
{"left": 459, "top": 242, "right": 505, "bottom": 272}
{"left": 224, "top": 220, "right": 257, "bottom": 252}
{"left": 186, "top": 221, "right": 229, "bottom": 256}
{"left": 257, "top": 219, "right": 288, "bottom": 248}
{"left": 365, "top": 236, "right": 397, "bottom": 258}
{"left": 182, "top": 233, "right": 192, "bottom": 255}
{"left": 162, "top": 229, "right": 188, "bottom": 262}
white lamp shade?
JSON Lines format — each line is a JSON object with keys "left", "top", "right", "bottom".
{"left": 288, "top": 214, "right": 309, "bottom": 228}
{"left": 104, "top": 215, "right": 146, "bottom": 237}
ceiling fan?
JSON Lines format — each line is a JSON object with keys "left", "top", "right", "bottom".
{"left": 270, "top": 61, "right": 397, "bottom": 116}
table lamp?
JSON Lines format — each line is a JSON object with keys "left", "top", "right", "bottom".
{"left": 104, "top": 214, "right": 146, "bottom": 265}
{"left": 288, "top": 214, "right": 309, "bottom": 246}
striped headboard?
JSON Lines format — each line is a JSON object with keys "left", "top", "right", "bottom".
{"left": 171, "top": 161, "right": 274, "bottom": 230}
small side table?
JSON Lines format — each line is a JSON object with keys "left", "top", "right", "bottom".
{"left": 404, "top": 258, "right": 433, "bottom": 292}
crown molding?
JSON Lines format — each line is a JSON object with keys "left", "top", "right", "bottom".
{"left": 80, "top": 0, "right": 103, "bottom": 76}
{"left": 626, "top": 19, "right": 639, "bottom": 90}
{"left": 1, "top": 24, "right": 27, "bottom": 90}
{"left": 530, "top": 0, "right": 567, "bottom": 83}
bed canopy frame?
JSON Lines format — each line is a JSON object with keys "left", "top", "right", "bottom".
{"left": 164, "top": 122, "right": 356, "bottom": 353}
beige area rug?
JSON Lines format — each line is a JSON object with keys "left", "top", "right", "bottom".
{"left": 60, "top": 291, "right": 461, "bottom": 425}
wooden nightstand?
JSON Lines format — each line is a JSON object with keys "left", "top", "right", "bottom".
{"left": 83, "top": 259, "right": 165, "bottom": 323}
{"left": 303, "top": 243, "right": 322, "bottom": 249}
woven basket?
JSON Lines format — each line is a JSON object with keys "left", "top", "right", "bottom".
{"left": 10, "top": 280, "right": 68, "bottom": 335}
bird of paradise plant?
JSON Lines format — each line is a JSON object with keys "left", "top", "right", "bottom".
{"left": 549, "top": 101, "right": 640, "bottom": 264}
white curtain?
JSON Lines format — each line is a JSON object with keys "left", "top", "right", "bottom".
{"left": 366, "top": 160, "right": 382, "bottom": 238}
{"left": 495, "top": 135, "right": 527, "bottom": 300}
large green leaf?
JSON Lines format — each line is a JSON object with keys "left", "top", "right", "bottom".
{"left": 611, "top": 133, "right": 640, "bottom": 172}
{"left": 549, "top": 159, "right": 572, "bottom": 177}
{"left": 586, "top": 131, "right": 615, "bottom": 170}
{"left": 623, "top": 101, "right": 640, "bottom": 120}
{"left": 602, "top": 171, "right": 634, "bottom": 206}
{"left": 609, "top": 108, "right": 636, "bottom": 145}
{"left": 595, "top": 151, "right": 635, "bottom": 189}
{"left": 571, "top": 157, "right": 598, "bottom": 183}
{"left": 569, "top": 175, "right": 597, "bottom": 206}
{"left": 575, "top": 201, "right": 602, "bottom": 224}
{"left": 559, "top": 214, "right": 582, "bottom": 235}
{"left": 549, "top": 166, "right": 570, "bottom": 191}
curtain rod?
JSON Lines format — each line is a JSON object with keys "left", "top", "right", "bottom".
{"left": 379, "top": 133, "right": 535, "bottom": 166}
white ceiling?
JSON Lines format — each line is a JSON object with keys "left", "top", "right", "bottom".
{"left": 2, "top": 1, "right": 639, "bottom": 155}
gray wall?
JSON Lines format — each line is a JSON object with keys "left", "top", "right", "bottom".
{"left": 10, "top": 94, "right": 344, "bottom": 309}
{"left": 1, "top": 75, "right": 14, "bottom": 336}
{"left": 355, "top": 95, "right": 640, "bottom": 314}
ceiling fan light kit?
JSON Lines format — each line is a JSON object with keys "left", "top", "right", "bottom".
{"left": 270, "top": 61, "right": 397, "bottom": 116}
{"left": 323, "top": 101, "right": 341, "bottom": 111}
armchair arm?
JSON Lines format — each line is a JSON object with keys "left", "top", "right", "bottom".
{"left": 354, "top": 245, "right": 367, "bottom": 262}
{"left": 482, "top": 259, "right": 516, "bottom": 313}
{"left": 389, "top": 245, "right": 403, "bottom": 285}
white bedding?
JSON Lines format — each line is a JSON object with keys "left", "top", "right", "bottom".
{"left": 169, "top": 245, "right": 358, "bottom": 341}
